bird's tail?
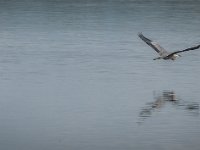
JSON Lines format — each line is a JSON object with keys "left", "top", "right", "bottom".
{"left": 153, "top": 57, "right": 162, "bottom": 60}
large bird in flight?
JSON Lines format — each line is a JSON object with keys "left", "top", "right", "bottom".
{"left": 138, "top": 33, "right": 200, "bottom": 60}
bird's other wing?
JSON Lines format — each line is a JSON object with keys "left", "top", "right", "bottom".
{"left": 138, "top": 33, "right": 168, "bottom": 56}
{"left": 167, "top": 44, "right": 200, "bottom": 57}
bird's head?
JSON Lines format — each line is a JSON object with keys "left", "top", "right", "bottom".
{"left": 171, "top": 54, "right": 181, "bottom": 60}
{"left": 175, "top": 54, "right": 181, "bottom": 57}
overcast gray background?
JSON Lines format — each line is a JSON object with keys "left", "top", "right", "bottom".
{"left": 0, "top": 0, "right": 200, "bottom": 150}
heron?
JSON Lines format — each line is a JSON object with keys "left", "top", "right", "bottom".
{"left": 138, "top": 33, "right": 200, "bottom": 60}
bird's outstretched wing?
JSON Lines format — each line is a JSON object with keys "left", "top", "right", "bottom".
{"left": 167, "top": 44, "right": 200, "bottom": 57}
{"left": 138, "top": 33, "right": 168, "bottom": 56}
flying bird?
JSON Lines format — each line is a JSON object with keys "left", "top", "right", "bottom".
{"left": 138, "top": 33, "right": 200, "bottom": 60}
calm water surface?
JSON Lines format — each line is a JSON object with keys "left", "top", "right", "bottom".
{"left": 0, "top": 0, "right": 200, "bottom": 150}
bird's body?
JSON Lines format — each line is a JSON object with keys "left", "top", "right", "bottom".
{"left": 138, "top": 33, "right": 200, "bottom": 60}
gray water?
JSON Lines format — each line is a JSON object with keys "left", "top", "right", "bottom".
{"left": 0, "top": 0, "right": 200, "bottom": 150}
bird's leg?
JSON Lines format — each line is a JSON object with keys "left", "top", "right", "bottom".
{"left": 153, "top": 57, "right": 162, "bottom": 60}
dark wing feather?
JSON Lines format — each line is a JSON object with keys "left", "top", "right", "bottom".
{"left": 168, "top": 44, "right": 200, "bottom": 57}
{"left": 138, "top": 33, "right": 168, "bottom": 56}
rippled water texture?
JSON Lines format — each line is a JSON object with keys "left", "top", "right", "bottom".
{"left": 0, "top": 0, "right": 200, "bottom": 150}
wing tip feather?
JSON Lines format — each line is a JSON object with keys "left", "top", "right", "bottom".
{"left": 138, "top": 32, "right": 143, "bottom": 38}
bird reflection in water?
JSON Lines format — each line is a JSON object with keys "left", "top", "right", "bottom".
{"left": 138, "top": 91, "right": 199, "bottom": 124}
